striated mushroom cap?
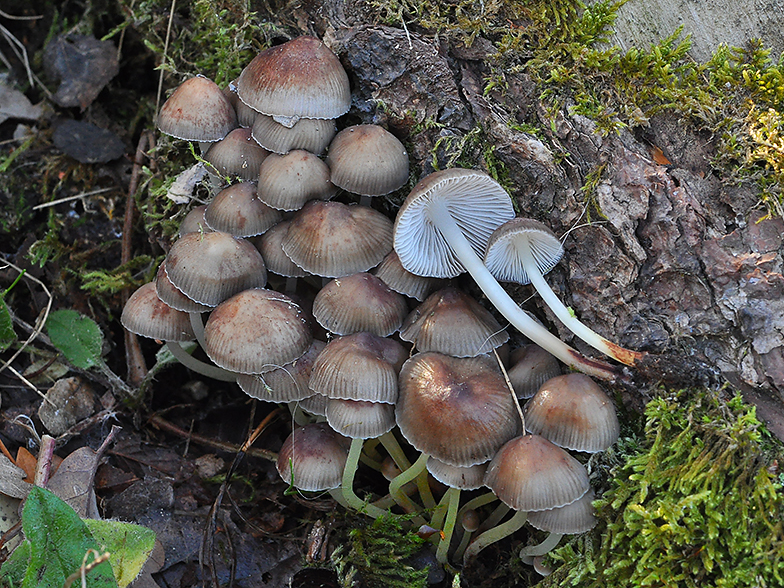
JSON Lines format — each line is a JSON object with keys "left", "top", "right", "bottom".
{"left": 204, "top": 182, "right": 282, "bottom": 237}
{"left": 121, "top": 282, "right": 195, "bottom": 342}
{"left": 157, "top": 76, "right": 237, "bottom": 142}
{"left": 276, "top": 423, "right": 350, "bottom": 491}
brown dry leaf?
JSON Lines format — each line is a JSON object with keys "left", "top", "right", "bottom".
{"left": 0, "top": 454, "right": 32, "bottom": 499}
{"left": 37, "top": 376, "right": 97, "bottom": 436}
{"left": 15, "top": 447, "right": 37, "bottom": 483}
{"left": 46, "top": 445, "right": 103, "bottom": 518}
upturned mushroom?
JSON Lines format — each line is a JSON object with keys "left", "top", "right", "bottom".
{"left": 393, "top": 168, "right": 621, "bottom": 382}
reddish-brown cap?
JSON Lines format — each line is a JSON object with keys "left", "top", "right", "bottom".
{"left": 204, "top": 182, "right": 282, "bottom": 237}
{"left": 281, "top": 201, "right": 393, "bottom": 278}
{"left": 483, "top": 434, "right": 590, "bottom": 512}
{"left": 399, "top": 287, "right": 509, "bottom": 357}
{"left": 396, "top": 352, "right": 521, "bottom": 466}
{"left": 325, "top": 398, "right": 396, "bottom": 439}
{"left": 203, "top": 288, "right": 312, "bottom": 374}
{"left": 157, "top": 76, "right": 238, "bottom": 141}
{"left": 203, "top": 127, "right": 270, "bottom": 181}
{"left": 309, "top": 332, "right": 407, "bottom": 403}
{"left": 237, "top": 36, "right": 350, "bottom": 121}
{"left": 326, "top": 125, "right": 409, "bottom": 196}
{"left": 252, "top": 114, "right": 336, "bottom": 155}
{"left": 507, "top": 344, "right": 561, "bottom": 399}
{"left": 121, "top": 282, "right": 195, "bottom": 341}
{"left": 163, "top": 231, "right": 267, "bottom": 306}
{"left": 524, "top": 374, "right": 619, "bottom": 452}
{"left": 257, "top": 150, "right": 337, "bottom": 212}
{"left": 313, "top": 273, "right": 408, "bottom": 337}
{"left": 236, "top": 339, "right": 325, "bottom": 402}
{"left": 276, "top": 423, "right": 351, "bottom": 491}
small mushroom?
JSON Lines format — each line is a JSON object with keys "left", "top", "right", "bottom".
{"left": 204, "top": 182, "right": 282, "bottom": 237}
{"left": 203, "top": 127, "right": 270, "bottom": 181}
{"left": 157, "top": 75, "right": 237, "bottom": 143}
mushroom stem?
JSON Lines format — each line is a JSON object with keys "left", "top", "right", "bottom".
{"left": 165, "top": 342, "right": 238, "bottom": 382}
{"left": 517, "top": 244, "right": 644, "bottom": 367}
{"left": 519, "top": 532, "right": 564, "bottom": 564}
{"left": 188, "top": 311, "right": 208, "bottom": 348}
{"left": 389, "top": 453, "right": 429, "bottom": 514}
{"left": 433, "top": 487, "right": 461, "bottom": 564}
{"left": 462, "top": 509, "right": 528, "bottom": 564}
{"left": 427, "top": 200, "right": 620, "bottom": 382}
{"left": 341, "top": 438, "right": 388, "bottom": 519}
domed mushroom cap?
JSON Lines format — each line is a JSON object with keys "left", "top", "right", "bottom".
{"left": 121, "top": 282, "right": 195, "bottom": 341}
{"left": 281, "top": 201, "right": 393, "bottom": 278}
{"left": 507, "top": 344, "right": 562, "bottom": 400}
{"left": 299, "top": 392, "right": 328, "bottom": 417}
{"left": 483, "top": 434, "right": 590, "bottom": 512}
{"left": 236, "top": 339, "right": 325, "bottom": 402}
{"left": 257, "top": 150, "right": 337, "bottom": 212}
{"left": 484, "top": 217, "right": 564, "bottom": 285}
{"left": 399, "top": 287, "right": 509, "bottom": 357}
{"left": 254, "top": 220, "right": 308, "bottom": 278}
{"left": 426, "top": 457, "right": 487, "bottom": 490}
{"left": 276, "top": 423, "right": 351, "bottom": 491}
{"left": 524, "top": 374, "right": 619, "bottom": 452}
{"left": 396, "top": 352, "right": 521, "bottom": 467}
{"left": 178, "top": 205, "right": 212, "bottom": 237}
{"left": 164, "top": 231, "right": 267, "bottom": 306}
{"left": 154, "top": 261, "right": 212, "bottom": 313}
{"left": 325, "top": 398, "right": 396, "bottom": 440}
{"left": 204, "top": 182, "right": 283, "bottom": 237}
{"left": 157, "top": 76, "right": 238, "bottom": 142}
{"left": 326, "top": 125, "right": 409, "bottom": 196}
{"left": 527, "top": 488, "right": 597, "bottom": 534}
{"left": 203, "top": 288, "right": 313, "bottom": 374}
{"left": 224, "top": 80, "right": 258, "bottom": 128}
{"left": 203, "top": 127, "right": 270, "bottom": 181}
{"left": 252, "top": 114, "right": 336, "bottom": 155}
{"left": 237, "top": 36, "right": 351, "bottom": 122}
{"left": 394, "top": 168, "right": 515, "bottom": 278}
{"left": 309, "top": 332, "right": 407, "bottom": 403}
{"left": 373, "top": 250, "right": 443, "bottom": 301}
{"left": 313, "top": 272, "right": 408, "bottom": 337}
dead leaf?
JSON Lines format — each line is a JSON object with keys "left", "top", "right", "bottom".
{"left": 0, "top": 454, "right": 32, "bottom": 499}
{"left": 14, "top": 447, "right": 37, "bottom": 483}
{"left": 0, "top": 80, "right": 44, "bottom": 125}
{"left": 43, "top": 34, "right": 119, "bottom": 109}
{"left": 38, "top": 376, "right": 97, "bottom": 436}
{"left": 52, "top": 119, "right": 126, "bottom": 164}
{"left": 167, "top": 163, "right": 208, "bottom": 204}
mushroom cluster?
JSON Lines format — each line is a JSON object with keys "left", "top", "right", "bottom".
{"left": 121, "top": 34, "right": 641, "bottom": 574}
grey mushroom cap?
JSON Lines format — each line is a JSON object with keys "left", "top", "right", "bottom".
{"left": 157, "top": 76, "right": 238, "bottom": 142}
{"left": 484, "top": 217, "right": 564, "bottom": 285}
{"left": 121, "top": 282, "right": 195, "bottom": 342}
{"left": 394, "top": 168, "right": 515, "bottom": 278}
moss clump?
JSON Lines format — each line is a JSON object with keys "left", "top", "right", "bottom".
{"left": 539, "top": 388, "right": 784, "bottom": 588}
{"left": 331, "top": 514, "right": 431, "bottom": 588}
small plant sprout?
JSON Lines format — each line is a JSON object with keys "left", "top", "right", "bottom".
{"left": 393, "top": 168, "right": 622, "bottom": 382}
{"left": 484, "top": 217, "right": 646, "bottom": 367}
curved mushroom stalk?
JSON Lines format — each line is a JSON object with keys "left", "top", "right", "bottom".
{"left": 394, "top": 169, "right": 621, "bottom": 382}
{"left": 484, "top": 217, "right": 645, "bottom": 367}
{"left": 519, "top": 532, "right": 563, "bottom": 565}
{"left": 462, "top": 509, "right": 529, "bottom": 564}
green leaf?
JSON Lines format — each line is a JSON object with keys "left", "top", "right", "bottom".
{"left": 13, "top": 486, "right": 117, "bottom": 588}
{"left": 0, "top": 539, "right": 31, "bottom": 585}
{"left": 46, "top": 309, "right": 104, "bottom": 370}
{"left": 83, "top": 520, "right": 156, "bottom": 588}
{"left": 0, "top": 297, "right": 15, "bottom": 353}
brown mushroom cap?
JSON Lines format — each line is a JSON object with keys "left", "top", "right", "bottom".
{"left": 237, "top": 36, "right": 351, "bottom": 121}
{"left": 224, "top": 79, "right": 258, "bottom": 128}
{"left": 203, "top": 288, "right": 312, "bottom": 374}
{"left": 163, "top": 231, "right": 267, "bottom": 306}
{"left": 326, "top": 125, "right": 409, "bottom": 196}
{"left": 254, "top": 220, "right": 308, "bottom": 278}
{"left": 204, "top": 182, "right": 283, "bottom": 237}
{"left": 507, "top": 344, "right": 562, "bottom": 399}
{"left": 157, "top": 76, "right": 238, "bottom": 142}
{"left": 399, "top": 287, "right": 509, "bottom": 357}
{"left": 426, "top": 457, "right": 487, "bottom": 490}
{"left": 313, "top": 273, "right": 408, "bottom": 337}
{"left": 325, "top": 398, "right": 396, "bottom": 439}
{"left": 527, "top": 488, "right": 597, "bottom": 534}
{"left": 235, "top": 339, "right": 325, "bottom": 402}
{"left": 257, "top": 150, "right": 337, "bottom": 212}
{"left": 121, "top": 282, "right": 195, "bottom": 342}
{"left": 276, "top": 423, "right": 351, "bottom": 491}
{"left": 178, "top": 205, "right": 213, "bottom": 237}
{"left": 252, "top": 114, "right": 336, "bottom": 155}
{"left": 373, "top": 250, "right": 443, "bottom": 301}
{"left": 483, "top": 434, "right": 590, "bottom": 512}
{"left": 281, "top": 201, "right": 393, "bottom": 278}
{"left": 154, "top": 261, "right": 212, "bottom": 313}
{"left": 524, "top": 374, "right": 620, "bottom": 452}
{"left": 203, "top": 127, "right": 270, "bottom": 181}
{"left": 396, "top": 352, "right": 521, "bottom": 467}
{"left": 309, "top": 332, "right": 407, "bottom": 403}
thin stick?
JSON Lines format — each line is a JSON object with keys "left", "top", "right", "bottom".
{"left": 156, "top": 0, "right": 177, "bottom": 117}
{"left": 33, "top": 434, "right": 56, "bottom": 487}
{"left": 493, "top": 348, "right": 525, "bottom": 432}
{"left": 31, "top": 187, "right": 116, "bottom": 210}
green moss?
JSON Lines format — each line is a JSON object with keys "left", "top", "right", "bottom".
{"left": 331, "top": 514, "right": 431, "bottom": 588}
{"left": 538, "top": 388, "right": 784, "bottom": 588}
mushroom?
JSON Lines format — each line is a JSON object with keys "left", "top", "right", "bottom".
{"left": 393, "top": 168, "right": 621, "bottom": 382}
{"left": 484, "top": 217, "right": 645, "bottom": 367}
{"left": 256, "top": 150, "right": 337, "bottom": 212}
{"left": 204, "top": 182, "right": 282, "bottom": 237}
{"left": 507, "top": 344, "right": 562, "bottom": 399}
{"left": 251, "top": 113, "right": 336, "bottom": 155}
{"left": 203, "top": 127, "right": 270, "bottom": 181}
